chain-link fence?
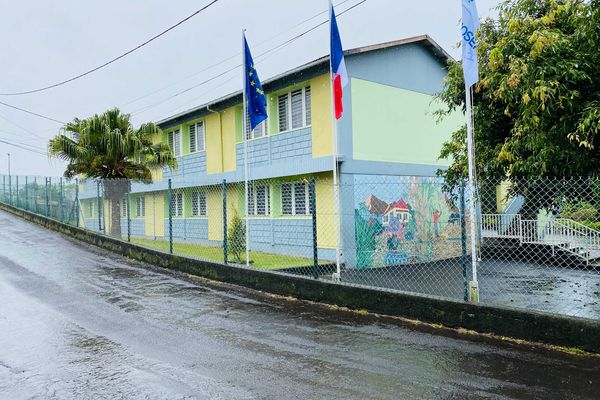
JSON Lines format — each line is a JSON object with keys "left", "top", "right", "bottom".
{"left": 0, "top": 174, "right": 79, "bottom": 226}
{"left": 2, "top": 173, "right": 599, "bottom": 321}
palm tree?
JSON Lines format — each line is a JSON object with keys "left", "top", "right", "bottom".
{"left": 49, "top": 107, "right": 177, "bottom": 237}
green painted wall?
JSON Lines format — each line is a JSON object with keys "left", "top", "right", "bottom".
{"left": 351, "top": 78, "right": 462, "bottom": 166}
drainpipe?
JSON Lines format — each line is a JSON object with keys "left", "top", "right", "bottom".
{"left": 207, "top": 106, "right": 225, "bottom": 172}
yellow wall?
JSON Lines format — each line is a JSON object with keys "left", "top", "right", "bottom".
{"left": 205, "top": 112, "right": 223, "bottom": 174}
{"left": 145, "top": 192, "right": 165, "bottom": 237}
{"left": 315, "top": 172, "right": 336, "bottom": 248}
{"left": 103, "top": 199, "right": 111, "bottom": 232}
{"left": 207, "top": 188, "right": 223, "bottom": 241}
{"left": 150, "top": 132, "right": 164, "bottom": 181}
{"left": 222, "top": 107, "right": 237, "bottom": 172}
{"left": 496, "top": 181, "right": 511, "bottom": 213}
{"left": 310, "top": 74, "right": 333, "bottom": 158}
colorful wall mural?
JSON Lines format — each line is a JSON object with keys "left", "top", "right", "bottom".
{"left": 353, "top": 175, "right": 463, "bottom": 269}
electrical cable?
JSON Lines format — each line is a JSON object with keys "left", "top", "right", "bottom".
{"left": 0, "top": 0, "right": 222, "bottom": 96}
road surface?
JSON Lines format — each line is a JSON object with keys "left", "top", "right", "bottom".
{"left": 0, "top": 210, "right": 598, "bottom": 399}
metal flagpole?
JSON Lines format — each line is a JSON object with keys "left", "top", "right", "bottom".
{"left": 465, "top": 84, "right": 479, "bottom": 302}
{"left": 242, "top": 29, "right": 250, "bottom": 268}
{"left": 328, "top": 0, "right": 342, "bottom": 281}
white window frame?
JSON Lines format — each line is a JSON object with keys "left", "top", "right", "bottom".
{"left": 248, "top": 184, "right": 270, "bottom": 216}
{"left": 245, "top": 111, "right": 267, "bottom": 140}
{"left": 278, "top": 86, "right": 311, "bottom": 133}
{"left": 136, "top": 196, "right": 145, "bottom": 218}
{"left": 167, "top": 129, "right": 182, "bottom": 156}
{"left": 281, "top": 182, "right": 311, "bottom": 216}
{"left": 120, "top": 198, "right": 128, "bottom": 218}
{"left": 189, "top": 122, "right": 206, "bottom": 153}
{"left": 191, "top": 190, "right": 207, "bottom": 217}
{"left": 171, "top": 192, "right": 183, "bottom": 217}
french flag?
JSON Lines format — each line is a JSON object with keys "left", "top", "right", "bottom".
{"left": 330, "top": 4, "right": 348, "bottom": 120}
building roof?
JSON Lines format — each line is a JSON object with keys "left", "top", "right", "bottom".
{"left": 157, "top": 35, "right": 451, "bottom": 128}
{"left": 384, "top": 199, "right": 410, "bottom": 215}
{"left": 364, "top": 194, "right": 388, "bottom": 215}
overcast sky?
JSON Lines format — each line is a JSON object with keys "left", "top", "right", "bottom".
{"left": 0, "top": 0, "right": 500, "bottom": 177}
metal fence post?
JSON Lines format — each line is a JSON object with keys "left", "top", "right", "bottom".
{"left": 168, "top": 178, "right": 173, "bottom": 254}
{"left": 310, "top": 178, "right": 318, "bottom": 279}
{"left": 24, "top": 176, "right": 28, "bottom": 210}
{"left": 45, "top": 178, "right": 50, "bottom": 216}
{"left": 126, "top": 191, "right": 131, "bottom": 242}
{"left": 15, "top": 176, "right": 19, "bottom": 208}
{"left": 97, "top": 181, "right": 102, "bottom": 231}
{"left": 222, "top": 179, "right": 228, "bottom": 264}
{"left": 2, "top": 175, "right": 5, "bottom": 202}
{"left": 59, "top": 177, "right": 64, "bottom": 222}
{"left": 75, "top": 178, "right": 80, "bottom": 227}
{"left": 8, "top": 173, "right": 12, "bottom": 205}
{"left": 460, "top": 180, "right": 468, "bottom": 302}
{"left": 34, "top": 177, "right": 38, "bottom": 213}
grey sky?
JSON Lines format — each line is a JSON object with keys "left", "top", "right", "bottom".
{"left": 0, "top": 0, "right": 500, "bottom": 176}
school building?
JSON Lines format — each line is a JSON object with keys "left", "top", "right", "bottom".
{"left": 78, "top": 35, "right": 462, "bottom": 267}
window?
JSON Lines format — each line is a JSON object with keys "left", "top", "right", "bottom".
{"left": 87, "top": 201, "right": 94, "bottom": 217}
{"left": 136, "top": 197, "right": 145, "bottom": 217}
{"left": 171, "top": 192, "right": 183, "bottom": 217}
{"left": 189, "top": 122, "right": 205, "bottom": 153}
{"left": 278, "top": 86, "right": 311, "bottom": 132}
{"left": 248, "top": 184, "right": 270, "bottom": 216}
{"left": 245, "top": 111, "right": 266, "bottom": 140}
{"left": 120, "top": 198, "right": 128, "bottom": 218}
{"left": 191, "top": 190, "right": 207, "bottom": 216}
{"left": 167, "top": 129, "right": 181, "bottom": 156}
{"left": 281, "top": 182, "right": 311, "bottom": 216}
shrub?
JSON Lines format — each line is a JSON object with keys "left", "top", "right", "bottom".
{"left": 227, "top": 211, "right": 246, "bottom": 263}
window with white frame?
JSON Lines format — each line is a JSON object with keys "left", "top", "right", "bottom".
{"left": 171, "top": 192, "right": 183, "bottom": 217}
{"left": 248, "top": 184, "right": 270, "bottom": 216}
{"left": 120, "top": 198, "right": 128, "bottom": 218}
{"left": 167, "top": 129, "right": 181, "bottom": 156}
{"left": 136, "top": 197, "right": 145, "bottom": 217}
{"left": 189, "top": 122, "right": 205, "bottom": 153}
{"left": 245, "top": 111, "right": 267, "bottom": 140}
{"left": 278, "top": 86, "right": 311, "bottom": 132}
{"left": 281, "top": 182, "right": 311, "bottom": 216}
{"left": 191, "top": 190, "right": 207, "bottom": 216}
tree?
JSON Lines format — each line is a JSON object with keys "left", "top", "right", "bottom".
{"left": 437, "top": 0, "right": 600, "bottom": 191}
{"left": 49, "top": 108, "right": 176, "bottom": 237}
{"left": 227, "top": 211, "right": 246, "bottom": 263}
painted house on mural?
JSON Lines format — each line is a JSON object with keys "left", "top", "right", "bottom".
{"left": 78, "top": 35, "right": 462, "bottom": 268}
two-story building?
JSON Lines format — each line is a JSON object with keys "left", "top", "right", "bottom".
{"left": 79, "top": 35, "right": 463, "bottom": 268}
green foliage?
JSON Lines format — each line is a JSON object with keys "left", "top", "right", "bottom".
{"left": 559, "top": 201, "right": 598, "bottom": 221}
{"left": 227, "top": 211, "right": 246, "bottom": 263}
{"left": 354, "top": 208, "right": 377, "bottom": 269}
{"left": 437, "top": 0, "right": 600, "bottom": 190}
{"left": 48, "top": 107, "right": 177, "bottom": 182}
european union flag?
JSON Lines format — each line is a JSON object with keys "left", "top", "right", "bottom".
{"left": 244, "top": 35, "right": 268, "bottom": 130}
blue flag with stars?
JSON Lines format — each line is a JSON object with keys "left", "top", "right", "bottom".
{"left": 244, "top": 35, "right": 267, "bottom": 130}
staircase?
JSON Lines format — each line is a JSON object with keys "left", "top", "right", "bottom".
{"left": 482, "top": 214, "right": 600, "bottom": 265}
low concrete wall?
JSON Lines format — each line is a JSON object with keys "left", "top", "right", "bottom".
{"left": 2, "top": 202, "right": 599, "bottom": 353}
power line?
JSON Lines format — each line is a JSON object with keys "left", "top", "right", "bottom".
{"left": 0, "top": 0, "right": 222, "bottom": 96}
{"left": 0, "top": 134, "right": 46, "bottom": 151}
{"left": 124, "top": 0, "right": 355, "bottom": 107}
{"left": 0, "top": 138, "right": 48, "bottom": 156}
{"left": 133, "top": 0, "right": 368, "bottom": 118}
{"left": 0, "top": 101, "right": 66, "bottom": 124}
{"left": 0, "top": 113, "right": 47, "bottom": 140}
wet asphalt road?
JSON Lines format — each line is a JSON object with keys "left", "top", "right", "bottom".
{"left": 0, "top": 211, "right": 598, "bottom": 400}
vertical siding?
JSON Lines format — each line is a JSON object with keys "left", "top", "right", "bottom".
{"left": 310, "top": 74, "right": 333, "bottom": 158}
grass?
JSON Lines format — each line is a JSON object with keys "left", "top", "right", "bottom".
{"left": 131, "top": 238, "right": 320, "bottom": 270}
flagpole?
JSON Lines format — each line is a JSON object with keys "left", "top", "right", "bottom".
{"left": 328, "top": 0, "right": 342, "bottom": 281}
{"left": 465, "top": 83, "right": 479, "bottom": 302}
{"left": 242, "top": 29, "right": 250, "bottom": 268}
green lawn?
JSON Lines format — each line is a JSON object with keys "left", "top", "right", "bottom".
{"left": 131, "top": 238, "right": 319, "bottom": 270}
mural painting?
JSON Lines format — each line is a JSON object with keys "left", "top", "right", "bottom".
{"left": 353, "top": 176, "right": 463, "bottom": 269}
